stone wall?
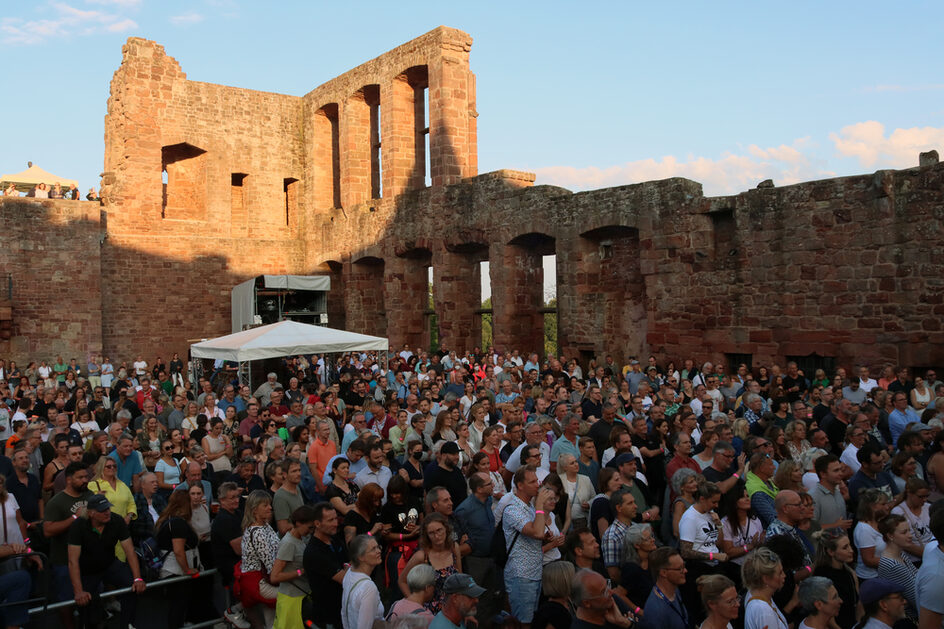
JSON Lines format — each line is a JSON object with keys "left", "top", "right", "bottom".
{"left": 4, "top": 27, "right": 941, "bottom": 374}
{"left": 0, "top": 198, "right": 103, "bottom": 360}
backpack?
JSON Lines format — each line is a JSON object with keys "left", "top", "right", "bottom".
{"left": 489, "top": 513, "right": 520, "bottom": 569}
{"left": 135, "top": 536, "right": 169, "bottom": 582}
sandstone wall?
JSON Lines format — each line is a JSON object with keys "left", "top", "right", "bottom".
{"left": 0, "top": 198, "right": 103, "bottom": 360}
{"left": 6, "top": 28, "right": 938, "bottom": 373}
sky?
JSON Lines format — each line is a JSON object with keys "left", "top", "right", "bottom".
{"left": 2, "top": 2, "right": 943, "bottom": 205}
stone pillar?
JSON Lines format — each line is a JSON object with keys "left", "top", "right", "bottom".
{"left": 384, "top": 255, "right": 429, "bottom": 350}
{"left": 433, "top": 248, "right": 481, "bottom": 354}
{"left": 382, "top": 68, "right": 427, "bottom": 198}
{"left": 427, "top": 31, "right": 475, "bottom": 187}
{"left": 489, "top": 242, "right": 544, "bottom": 355}
{"left": 323, "top": 261, "right": 346, "bottom": 331}
{"left": 344, "top": 257, "right": 386, "bottom": 336}
{"left": 340, "top": 92, "right": 371, "bottom": 207}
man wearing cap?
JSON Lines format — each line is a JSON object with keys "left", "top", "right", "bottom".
{"left": 68, "top": 493, "right": 145, "bottom": 628}
{"left": 430, "top": 573, "right": 485, "bottom": 629}
{"left": 424, "top": 442, "right": 467, "bottom": 507}
{"left": 859, "top": 578, "right": 909, "bottom": 629}
{"left": 612, "top": 454, "right": 657, "bottom": 524}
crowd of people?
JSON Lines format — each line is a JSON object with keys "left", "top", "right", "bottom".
{"left": 2, "top": 182, "right": 99, "bottom": 201}
{"left": 0, "top": 349, "right": 941, "bottom": 629}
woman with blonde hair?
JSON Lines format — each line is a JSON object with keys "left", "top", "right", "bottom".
{"left": 533, "top": 560, "right": 575, "bottom": 629}
{"left": 785, "top": 420, "right": 810, "bottom": 465}
{"left": 811, "top": 529, "right": 860, "bottom": 629}
{"left": 696, "top": 573, "right": 739, "bottom": 629}
{"left": 742, "top": 547, "right": 789, "bottom": 629}
{"left": 240, "top": 490, "right": 279, "bottom": 626}
{"left": 772, "top": 459, "right": 805, "bottom": 494}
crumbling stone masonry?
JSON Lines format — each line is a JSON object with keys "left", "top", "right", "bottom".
{"left": 1, "top": 26, "right": 942, "bottom": 371}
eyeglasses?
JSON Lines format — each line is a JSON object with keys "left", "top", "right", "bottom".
{"left": 163, "top": 446, "right": 173, "bottom": 451}
{"left": 104, "top": 464, "right": 117, "bottom": 469}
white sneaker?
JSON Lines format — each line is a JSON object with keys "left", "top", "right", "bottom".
{"left": 224, "top": 608, "right": 251, "bottom": 629}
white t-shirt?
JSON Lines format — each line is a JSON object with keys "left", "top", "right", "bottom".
{"left": 854, "top": 521, "right": 886, "bottom": 579}
{"left": 893, "top": 502, "right": 936, "bottom": 561}
{"left": 744, "top": 594, "right": 789, "bottom": 629}
{"left": 840, "top": 444, "right": 861, "bottom": 474}
{"left": 0, "top": 495, "right": 24, "bottom": 545}
{"left": 916, "top": 544, "right": 944, "bottom": 618}
{"left": 341, "top": 569, "right": 383, "bottom": 629}
{"left": 802, "top": 472, "right": 819, "bottom": 493}
{"left": 721, "top": 515, "right": 764, "bottom": 566}
{"left": 37, "top": 365, "right": 51, "bottom": 380}
{"left": 679, "top": 506, "right": 721, "bottom": 556}
{"left": 133, "top": 360, "right": 148, "bottom": 375}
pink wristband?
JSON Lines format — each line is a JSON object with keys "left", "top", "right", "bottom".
{"left": 634, "top": 606, "right": 641, "bottom": 614}
{"left": 535, "top": 510, "right": 546, "bottom": 515}
{"left": 708, "top": 552, "right": 714, "bottom": 560}
{"left": 732, "top": 473, "right": 740, "bottom": 479}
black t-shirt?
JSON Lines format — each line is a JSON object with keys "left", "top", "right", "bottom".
{"left": 6, "top": 472, "right": 41, "bottom": 522}
{"left": 157, "top": 516, "right": 198, "bottom": 552}
{"left": 381, "top": 499, "right": 422, "bottom": 534}
{"left": 304, "top": 535, "right": 348, "bottom": 626}
{"left": 589, "top": 496, "right": 614, "bottom": 542}
{"left": 532, "top": 600, "right": 572, "bottom": 629}
{"left": 210, "top": 508, "right": 243, "bottom": 585}
{"left": 588, "top": 419, "right": 613, "bottom": 461}
{"left": 423, "top": 464, "right": 467, "bottom": 506}
{"left": 619, "top": 561, "right": 654, "bottom": 611}
{"left": 67, "top": 512, "right": 130, "bottom": 574}
{"left": 781, "top": 375, "right": 808, "bottom": 403}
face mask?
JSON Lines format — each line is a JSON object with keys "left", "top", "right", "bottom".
{"left": 412, "top": 451, "right": 424, "bottom": 461}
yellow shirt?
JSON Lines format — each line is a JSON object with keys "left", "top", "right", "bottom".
{"left": 89, "top": 478, "right": 137, "bottom": 561}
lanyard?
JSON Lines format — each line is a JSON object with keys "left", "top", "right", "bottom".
{"left": 654, "top": 586, "right": 689, "bottom": 627}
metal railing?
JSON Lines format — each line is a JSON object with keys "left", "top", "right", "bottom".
{"left": 0, "top": 555, "right": 225, "bottom": 628}
{"left": 29, "top": 567, "right": 219, "bottom": 615}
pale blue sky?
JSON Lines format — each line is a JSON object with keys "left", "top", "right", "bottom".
{"left": 3, "top": 1, "right": 943, "bottom": 199}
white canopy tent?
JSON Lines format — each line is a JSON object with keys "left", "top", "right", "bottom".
{"left": 190, "top": 320, "right": 388, "bottom": 386}
{"left": 0, "top": 164, "right": 78, "bottom": 194}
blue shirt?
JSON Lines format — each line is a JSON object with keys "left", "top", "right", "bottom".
{"left": 640, "top": 587, "right": 689, "bottom": 629}
{"left": 550, "top": 434, "right": 579, "bottom": 465}
{"left": 218, "top": 397, "right": 247, "bottom": 415}
{"left": 430, "top": 612, "right": 465, "bottom": 629}
{"left": 888, "top": 408, "right": 920, "bottom": 446}
{"left": 454, "top": 494, "right": 495, "bottom": 556}
{"left": 109, "top": 449, "right": 144, "bottom": 488}
{"left": 848, "top": 469, "right": 896, "bottom": 503}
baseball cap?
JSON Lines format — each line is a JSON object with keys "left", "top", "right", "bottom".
{"left": 611, "top": 453, "right": 636, "bottom": 467}
{"left": 440, "top": 442, "right": 460, "bottom": 455}
{"left": 442, "top": 573, "right": 486, "bottom": 597}
{"left": 859, "top": 578, "right": 904, "bottom": 606}
{"left": 87, "top": 494, "right": 113, "bottom": 512}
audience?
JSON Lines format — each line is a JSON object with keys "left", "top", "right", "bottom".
{"left": 0, "top": 349, "right": 939, "bottom": 629}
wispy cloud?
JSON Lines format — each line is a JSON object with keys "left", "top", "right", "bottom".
{"left": 1, "top": 1, "right": 136, "bottom": 45}
{"left": 829, "top": 121, "right": 944, "bottom": 168}
{"left": 86, "top": 0, "right": 141, "bottom": 6}
{"left": 534, "top": 137, "right": 834, "bottom": 197}
{"left": 170, "top": 12, "right": 204, "bottom": 26}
